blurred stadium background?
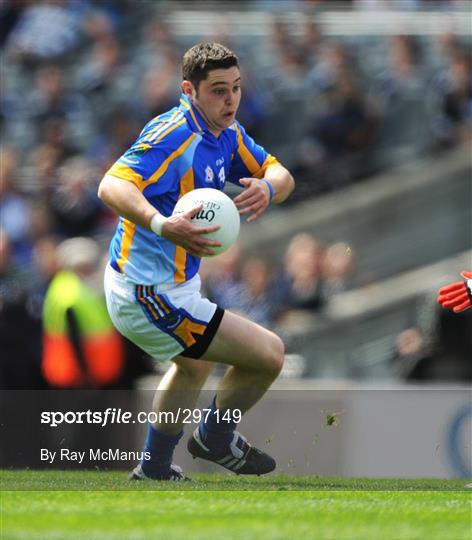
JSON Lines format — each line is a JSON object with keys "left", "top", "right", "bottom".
{"left": 1, "top": 0, "right": 471, "bottom": 478}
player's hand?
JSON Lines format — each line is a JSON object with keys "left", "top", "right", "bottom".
{"left": 162, "top": 204, "right": 221, "bottom": 257}
{"left": 234, "top": 178, "right": 271, "bottom": 223}
{"left": 437, "top": 271, "right": 472, "bottom": 313}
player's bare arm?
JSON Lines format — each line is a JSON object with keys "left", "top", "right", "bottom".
{"left": 98, "top": 174, "right": 221, "bottom": 257}
{"left": 234, "top": 164, "right": 295, "bottom": 222}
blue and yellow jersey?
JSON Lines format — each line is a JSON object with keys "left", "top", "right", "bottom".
{"left": 106, "top": 93, "right": 279, "bottom": 286}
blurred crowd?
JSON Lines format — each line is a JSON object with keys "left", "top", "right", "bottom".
{"left": 1, "top": 1, "right": 471, "bottom": 388}
{"left": 201, "top": 236, "right": 354, "bottom": 330}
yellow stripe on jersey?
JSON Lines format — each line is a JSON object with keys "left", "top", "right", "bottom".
{"left": 146, "top": 113, "right": 186, "bottom": 144}
{"left": 153, "top": 118, "right": 187, "bottom": 144}
{"left": 136, "top": 133, "right": 198, "bottom": 191}
{"left": 144, "top": 109, "right": 179, "bottom": 141}
{"left": 260, "top": 154, "right": 280, "bottom": 173}
{"left": 117, "top": 219, "right": 136, "bottom": 273}
{"left": 233, "top": 123, "right": 279, "bottom": 179}
{"left": 174, "top": 166, "right": 195, "bottom": 283}
{"left": 106, "top": 163, "right": 143, "bottom": 187}
{"left": 179, "top": 98, "right": 203, "bottom": 132}
{"left": 134, "top": 143, "right": 152, "bottom": 152}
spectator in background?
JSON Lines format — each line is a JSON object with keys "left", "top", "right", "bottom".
{"left": 369, "top": 35, "right": 429, "bottom": 168}
{"left": 298, "top": 41, "right": 377, "bottom": 191}
{"left": 306, "top": 41, "right": 364, "bottom": 100}
{"left": 133, "top": 16, "right": 180, "bottom": 71}
{"left": 137, "top": 50, "right": 181, "bottom": 120}
{"left": 233, "top": 67, "right": 269, "bottom": 139}
{"left": 392, "top": 327, "right": 433, "bottom": 380}
{"left": 27, "top": 117, "right": 77, "bottom": 196}
{"left": 205, "top": 251, "right": 280, "bottom": 328}
{"left": 82, "top": 6, "right": 118, "bottom": 44}
{"left": 41, "top": 237, "right": 125, "bottom": 388}
{"left": 433, "top": 306, "right": 472, "bottom": 381}
{"left": 430, "top": 49, "right": 472, "bottom": 148}
{"left": 75, "top": 36, "right": 137, "bottom": 119}
{"left": 278, "top": 233, "right": 326, "bottom": 328}
{"left": 87, "top": 107, "right": 139, "bottom": 171}
{"left": 47, "top": 156, "right": 104, "bottom": 237}
{"left": 320, "top": 242, "right": 355, "bottom": 301}
{"left": 304, "top": 59, "right": 376, "bottom": 188}
{"left": 298, "top": 19, "right": 324, "bottom": 72}
{"left": 0, "top": 0, "right": 26, "bottom": 48}
{"left": 27, "top": 65, "right": 93, "bottom": 149}
{"left": 237, "top": 257, "right": 280, "bottom": 327}
{"left": 77, "top": 37, "right": 122, "bottom": 94}
{"left": 31, "top": 235, "right": 60, "bottom": 300}
{"left": 395, "top": 312, "right": 472, "bottom": 382}
{"left": 5, "top": 0, "right": 86, "bottom": 65}
{"left": 256, "top": 19, "right": 306, "bottom": 97}
{"left": 204, "top": 243, "right": 244, "bottom": 310}
{"left": 0, "top": 147, "right": 33, "bottom": 265}
{"left": 0, "top": 230, "right": 44, "bottom": 389}
{"left": 374, "top": 35, "right": 426, "bottom": 101}
{"left": 313, "top": 73, "right": 377, "bottom": 188}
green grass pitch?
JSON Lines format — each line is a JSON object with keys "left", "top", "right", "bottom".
{"left": 1, "top": 470, "right": 471, "bottom": 540}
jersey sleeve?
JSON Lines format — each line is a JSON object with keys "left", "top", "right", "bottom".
{"left": 105, "top": 142, "right": 175, "bottom": 194}
{"left": 227, "top": 121, "right": 280, "bottom": 185}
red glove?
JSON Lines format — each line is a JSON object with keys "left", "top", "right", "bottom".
{"left": 437, "top": 271, "right": 472, "bottom": 313}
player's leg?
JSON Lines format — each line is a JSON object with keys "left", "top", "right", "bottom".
{"left": 133, "top": 357, "right": 214, "bottom": 481}
{"left": 152, "top": 356, "right": 215, "bottom": 434}
{"left": 188, "top": 310, "right": 284, "bottom": 474}
{"left": 204, "top": 310, "right": 284, "bottom": 411}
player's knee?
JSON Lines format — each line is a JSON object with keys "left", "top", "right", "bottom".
{"left": 264, "top": 333, "right": 285, "bottom": 379}
{"left": 174, "top": 361, "right": 211, "bottom": 385}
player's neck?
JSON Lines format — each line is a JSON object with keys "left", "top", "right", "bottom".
{"left": 191, "top": 101, "right": 222, "bottom": 138}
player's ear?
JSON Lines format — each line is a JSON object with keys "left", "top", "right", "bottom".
{"left": 181, "top": 80, "right": 195, "bottom": 98}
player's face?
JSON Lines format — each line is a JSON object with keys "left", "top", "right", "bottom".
{"left": 183, "top": 67, "right": 241, "bottom": 136}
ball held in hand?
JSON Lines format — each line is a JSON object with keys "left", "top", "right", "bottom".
{"left": 173, "top": 188, "right": 240, "bottom": 257}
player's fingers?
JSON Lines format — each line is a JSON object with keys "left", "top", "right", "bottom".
{"left": 198, "top": 247, "right": 216, "bottom": 256}
{"left": 197, "top": 237, "right": 222, "bottom": 247}
{"left": 441, "top": 299, "right": 458, "bottom": 308}
{"left": 198, "top": 225, "right": 221, "bottom": 234}
{"left": 453, "top": 300, "right": 472, "bottom": 313}
{"left": 237, "top": 177, "right": 253, "bottom": 188}
{"left": 237, "top": 197, "right": 259, "bottom": 211}
{"left": 460, "top": 271, "right": 472, "bottom": 279}
{"left": 187, "top": 245, "right": 215, "bottom": 257}
{"left": 437, "top": 294, "right": 452, "bottom": 305}
{"left": 438, "top": 282, "right": 465, "bottom": 295}
{"left": 442, "top": 292, "right": 469, "bottom": 307}
{"left": 246, "top": 213, "right": 261, "bottom": 223}
{"left": 438, "top": 291, "right": 461, "bottom": 302}
{"left": 441, "top": 290, "right": 468, "bottom": 302}
{"left": 239, "top": 200, "right": 265, "bottom": 216}
{"left": 246, "top": 204, "right": 267, "bottom": 223}
{"left": 234, "top": 189, "right": 257, "bottom": 204}
{"left": 185, "top": 204, "right": 203, "bottom": 218}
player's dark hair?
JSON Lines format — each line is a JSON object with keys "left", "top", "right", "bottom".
{"left": 182, "top": 43, "right": 239, "bottom": 89}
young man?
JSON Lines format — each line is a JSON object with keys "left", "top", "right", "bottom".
{"left": 98, "top": 42, "right": 295, "bottom": 480}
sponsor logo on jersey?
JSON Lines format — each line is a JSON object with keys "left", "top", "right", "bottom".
{"left": 205, "top": 165, "right": 214, "bottom": 183}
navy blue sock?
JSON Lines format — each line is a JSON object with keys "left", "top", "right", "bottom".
{"left": 141, "top": 424, "right": 183, "bottom": 478}
{"left": 198, "top": 396, "right": 239, "bottom": 453}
